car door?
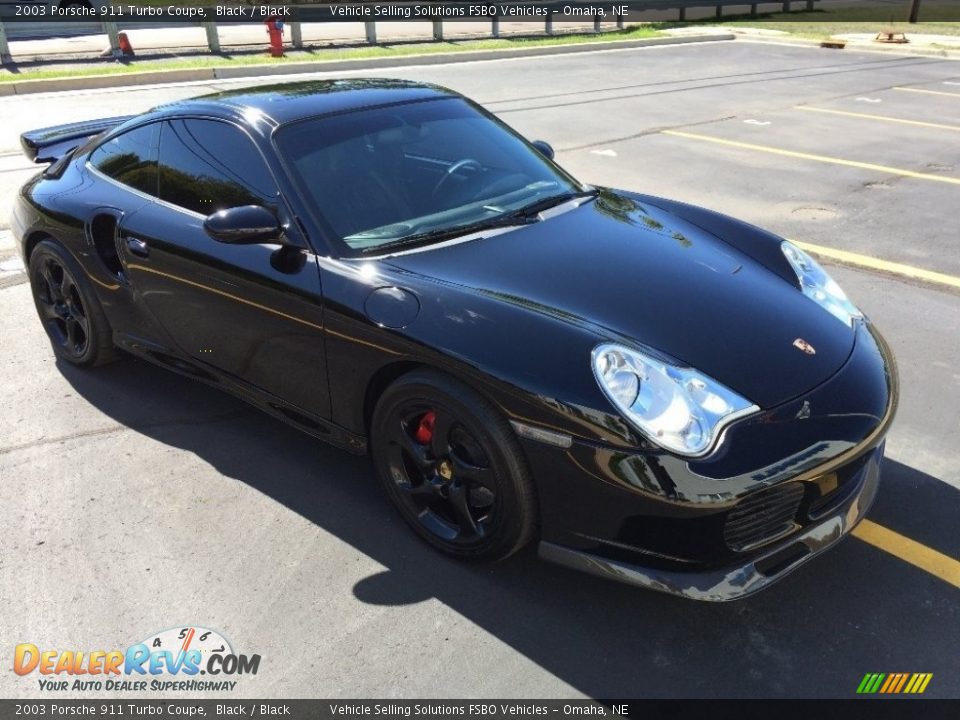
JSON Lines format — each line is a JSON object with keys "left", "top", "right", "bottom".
{"left": 116, "top": 116, "right": 330, "bottom": 418}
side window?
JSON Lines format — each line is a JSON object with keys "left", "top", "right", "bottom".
{"left": 89, "top": 123, "right": 159, "bottom": 196}
{"left": 158, "top": 119, "right": 279, "bottom": 216}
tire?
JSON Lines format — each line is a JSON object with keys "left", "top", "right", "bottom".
{"left": 28, "top": 239, "right": 116, "bottom": 368}
{"left": 371, "top": 369, "right": 538, "bottom": 562}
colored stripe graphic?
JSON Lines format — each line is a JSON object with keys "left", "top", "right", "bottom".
{"left": 863, "top": 673, "right": 886, "bottom": 695}
{"left": 879, "top": 674, "right": 896, "bottom": 693}
{"left": 857, "top": 673, "right": 933, "bottom": 694}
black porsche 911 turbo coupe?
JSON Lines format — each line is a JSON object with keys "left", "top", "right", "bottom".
{"left": 13, "top": 78, "right": 897, "bottom": 600}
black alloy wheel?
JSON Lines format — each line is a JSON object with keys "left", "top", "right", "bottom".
{"left": 29, "top": 240, "right": 115, "bottom": 367}
{"left": 372, "top": 370, "right": 537, "bottom": 561}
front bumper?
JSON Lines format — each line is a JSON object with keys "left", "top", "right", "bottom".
{"left": 539, "top": 442, "right": 881, "bottom": 601}
{"left": 520, "top": 321, "right": 897, "bottom": 601}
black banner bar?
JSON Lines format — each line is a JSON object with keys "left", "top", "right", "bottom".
{"left": 2, "top": 0, "right": 959, "bottom": 23}
{"left": 1, "top": 700, "right": 960, "bottom": 720}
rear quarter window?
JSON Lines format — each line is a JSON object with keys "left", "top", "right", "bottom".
{"left": 88, "top": 123, "right": 160, "bottom": 196}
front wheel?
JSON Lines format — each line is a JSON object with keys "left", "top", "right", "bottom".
{"left": 371, "top": 370, "right": 538, "bottom": 562}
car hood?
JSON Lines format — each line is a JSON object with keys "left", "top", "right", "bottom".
{"left": 383, "top": 190, "right": 856, "bottom": 409}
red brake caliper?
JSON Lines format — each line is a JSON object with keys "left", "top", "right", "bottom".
{"left": 414, "top": 410, "right": 436, "bottom": 445}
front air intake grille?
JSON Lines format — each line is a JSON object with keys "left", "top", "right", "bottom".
{"left": 724, "top": 483, "right": 804, "bottom": 552}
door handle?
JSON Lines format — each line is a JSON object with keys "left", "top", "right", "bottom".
{"left": 125, "top": 236, "right": 149, "bottom": 258}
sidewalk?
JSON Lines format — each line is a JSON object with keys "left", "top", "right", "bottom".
{"left": 832, "top": 30, "right": 960, "bottom": 48}
{"left": 706, "top": 24, "right": 960, "bottom": 52}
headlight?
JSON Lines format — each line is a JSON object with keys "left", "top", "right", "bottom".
{"left": 781, "top": 241, "right": 862, "bottom": 327}
{"left": 592, "top": 344, "right": 759, "bottom": 457}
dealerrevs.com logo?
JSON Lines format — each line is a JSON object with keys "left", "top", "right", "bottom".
{"left": 13, "top": 626, "right": 261, "bottom": 692}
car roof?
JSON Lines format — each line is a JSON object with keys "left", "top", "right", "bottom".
{"left": 153, "top": 78, "right": 459, "bottom": 126}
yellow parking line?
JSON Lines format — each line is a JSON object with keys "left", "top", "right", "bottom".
{"left": 792, "top": 240, "right": 960, "bottom": 291}
{"left": 795, "top": 105, "right": 960, "bottom": 132}
{"left": 894, "top": 86, "right": 960, "bottom": 98}
{"left": 852, "top": 519, "right": 960, "bottom": 589}
{"left": 661, "top": 130, "right": 960, "bottom": 186}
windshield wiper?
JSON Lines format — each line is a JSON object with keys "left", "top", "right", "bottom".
{"left": 505, "top": 188, "right": 598, "bottom": 220}
{"left": 358, "top": 188, "right": 597, "bottom": 255}
{"left": 359, "top": 213, "right": 540, "bottom": 255}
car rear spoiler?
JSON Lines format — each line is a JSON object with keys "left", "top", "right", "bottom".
{"left": 20, "top": 115, "right": 135, "bottom": 164}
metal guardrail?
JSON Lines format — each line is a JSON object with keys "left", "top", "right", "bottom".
{"left": 0, "top": 22, "right": 9, "bottom": 63}
{"left": 652, "top": 0, "right": 816, "bottom": 21}
{"left": 1, "top": 0, "right": 818, "bottom": 62}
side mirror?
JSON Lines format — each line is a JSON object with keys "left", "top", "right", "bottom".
{"left": 531, "top": 140, "right": 555, "bottom": 161}
{"left": 203, "top": 205, "right": 282, "bottom": 244}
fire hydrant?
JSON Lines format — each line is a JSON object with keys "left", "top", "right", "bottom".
{"left": 265, "top": 17, "right": 284, "bottom": 58}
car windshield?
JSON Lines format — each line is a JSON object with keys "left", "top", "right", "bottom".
{"left": 274, "top": 97, "right": 586, "bottom": 254}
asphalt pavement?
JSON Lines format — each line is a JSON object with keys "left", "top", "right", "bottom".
{"left": 0, "top": 39, "right": 958, "bottom": 699}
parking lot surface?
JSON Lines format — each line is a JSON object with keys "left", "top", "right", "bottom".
{"left": 1, "top": 39, "right": 958, "bottom": 698}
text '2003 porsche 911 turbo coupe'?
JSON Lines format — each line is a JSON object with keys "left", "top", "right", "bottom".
{"left": 12, "top": 79, "right": 897, "bottom": 601}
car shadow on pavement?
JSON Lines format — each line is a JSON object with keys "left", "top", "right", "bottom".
{"left": 59, "top": 355, "right": 960, "bottom": 699}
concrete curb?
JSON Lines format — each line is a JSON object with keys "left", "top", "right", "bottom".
{"left": 0, "top": 67, "right": 220, "bottom": 96}
{"left": 0, "top": 34, "right": 734, "bottom": 96}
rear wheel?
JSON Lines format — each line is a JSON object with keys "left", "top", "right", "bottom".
{"left": 371, "top": 370, "right": 537, "bottom": 561}
{"left": 28, "top": 240, "right": 115, "bottom": 367}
